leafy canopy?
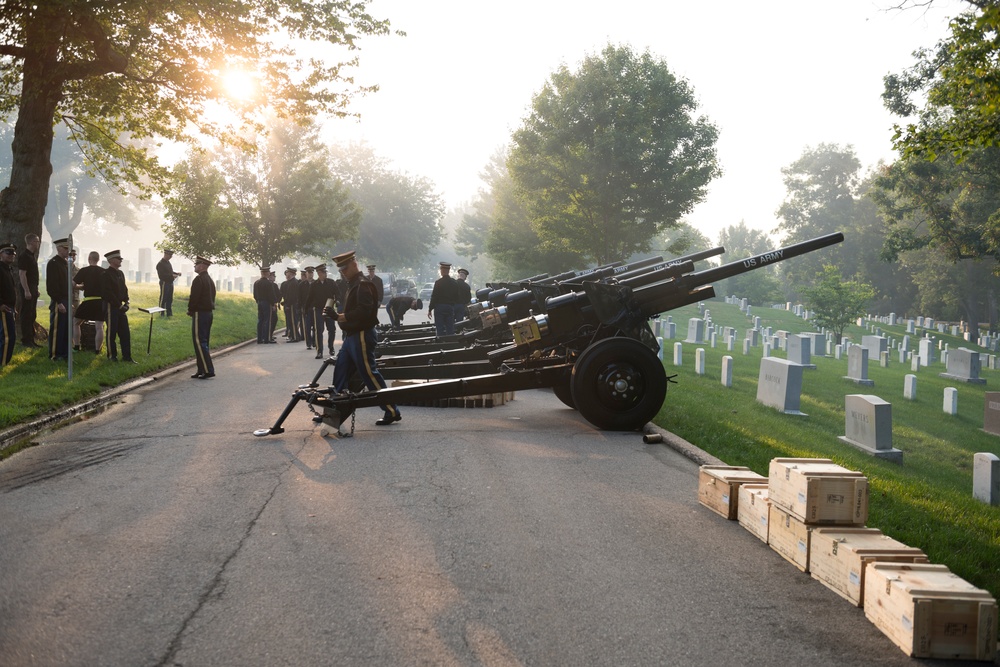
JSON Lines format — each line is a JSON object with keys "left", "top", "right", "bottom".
{"left": 801, "top": 265, "right": 875, "bottom": 343}
{"left": 506, "top": 43, "right": 720, "bottom": 266}
{"left": 883, "top": 1, "right": 1000, "bottom": 160}
{"left": 0, "top": 1, "right": 393, "bottom": 198}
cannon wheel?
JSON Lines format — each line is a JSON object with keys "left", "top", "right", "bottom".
{"left": 553, "top": 381, "right": 575, "bottom": 409}
{"left": 570, "top": 338, "right": 667, "bottom": 431}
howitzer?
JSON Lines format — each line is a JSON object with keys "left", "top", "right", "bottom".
{"left": 255, "top": 232, "right": 843, "bottom": 437}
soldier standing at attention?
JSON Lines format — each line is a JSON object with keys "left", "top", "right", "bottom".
{"left": 299, "top": 266, "right": 314, "bottom": 349}
{"left": 101, "top": 249, "right": 136, "bottom": 363}
{"left": 188, "top": 256, "right": 216, "bottom": 379}
{"left": 455, "top": 267, "right": 472, "bottom": 321}
{"left": 327, "top": 251, "right": 400, "bottom": 426}
{"left": 366, "top": 264, "right": 384, "bottom": 304}
{"left": 17, "top": 233, "right": 40, "bottom": 348}
{"left": 155, "top": 249, "right": 180, "bottom": 317}
{"left": 268, "top": 270, "right": 281, "bottom": 342}
{"left": 306, "top": 264, "right": 333, "bottom": 359}
{"left": 428, "top": 261, "right": 459, "bottom": 337}
{"left": 280, "top": 267, "right": 300, "bottom": 342}
{"left": 45, "top": 238, "right": 71, "bottom": 361}
{"left": 253, "top": 265, "right": 275, "bottom": 344}
{"left": 73, "top": 251, "right": 106, "bottom": 354}
{"left": 1, "top": 243, "right": 17, "bottom": 366}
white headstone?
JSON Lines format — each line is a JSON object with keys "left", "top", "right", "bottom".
{"left": 845, "top": 345, "right": 874, "bottom": 386}
{"left": 862, "top": 335, "right": 888, "bottom": 360}
{"left": 666, "top": 322, "right": 676, "bottom": 339}
{"left": 940, "top": 347, "right": 986, "bottom": 384}
{"left": 880, "top": 351, "right": 889, "bottom": 368}
{"left": 685, "top": 318, "right": 705, "bottom": 344}
{"left": 919, "top": 338, "right": 935, "bottom": 366}
{"left": 944, "top": 387, "right": 958, "bottom": 415}
{"left": 904, "top": 374, "right": 917, "bottom": 400}
{"left": 742, "top": 339, "right": 750, "bottom": 355}
{"left": 756, "top": 357, "right": 806, "bottom": 415}
{"left": 722, "top": 355, "right": 733, "bottom": 388}
{"left": 656, "top": 336, "right": 664, "bottom": 361}
{"left": 673, "top": 342, "right": 683, "bottom": 366}
{"left": 695, "top": 348, "right": 706, "bottom": 376}
{"left": 787, "top": 334, "right": 815, "bottom": 368}
{"left": 973, "top": 453, "right": 1000, "bottom": 506}
{"left": 839, "top": 394, "right": 902, "bottom": 462}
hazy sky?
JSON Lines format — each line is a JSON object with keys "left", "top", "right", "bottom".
{"left": 324, "top": 0, "right": 961, "bottom": 244}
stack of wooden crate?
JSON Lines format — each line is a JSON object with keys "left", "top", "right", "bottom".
{"left": 696, "top": 457, "right": 998, "bottom": 661}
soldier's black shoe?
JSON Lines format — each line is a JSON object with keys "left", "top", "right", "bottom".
{"left": 375, "top": 412, "right": 401, "bottom": 426}
{"left": 315, "top": 353, "right": 323, "bottom": 359}
{"left": 191, "top": 373, "right": 205, "bottom": 379}
{"left": 201, "top": 372, "right": 215, "bottom": 379}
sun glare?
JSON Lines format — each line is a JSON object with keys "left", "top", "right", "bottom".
{"left": 221, "top": 69, "right": 258, "bottom": 103}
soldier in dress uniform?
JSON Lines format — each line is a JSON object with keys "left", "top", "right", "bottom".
{"left": 0, "top": 243, "right": 18, "bottom": 366}
{"left": 306, "top": 263, "right": 334, "bottom": 359}
{"left": 366, "top": 264, "right": 384, "bottom": 304}
{"left": 155, "top": 249, "right": 180, "bottom": 317}
{"left": 17, "top": 233, "right": 40, "bottom": 348}
{"left": 280, "top": 267, "right": 300, "bottom": 341}
{"left": 386, "top": 295, "right": 422, "bottom": 330}
{"left": 428, "top": 261, "right": 460, "bottom": 337}
{"left": 188, "top": 256, "right": 216, "bottom": 379}
{"left": 45, "top": 238, "right": 72, "bottom": 361}
{"left": 253, "top": 265, "right": 278, "bottom": 344}
{"left": 101, "top": 249, "right": 135, "bottom": 363}
{"left": 455, "top": 267, "right": 472, "bottom": 322}
{"left": 73, "top": 250, "right": 106, "bottom": 354}
{"left": 327, "top": 250, "right": 400, "bottom": 426}
{"left": 268, "top": 270, "right": 281, "bottom": 341}
{"left": 299, "top": 266, "right": 314, "bottom": 348}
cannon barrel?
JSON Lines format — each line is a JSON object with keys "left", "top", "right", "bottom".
{"left": 612, "top": 246, "right": 724, "bottom": 285}
{"left": 633, "top": 232, "right": 844, "bottom": 316}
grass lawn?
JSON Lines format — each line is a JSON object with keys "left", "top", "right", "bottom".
{"left": 0, "top": 283, "right": 260, "bottom": 439}
{"left": 653, "top": 300, "right": 1000, "bottom": 606}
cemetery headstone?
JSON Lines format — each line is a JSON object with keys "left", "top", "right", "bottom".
{"left": 939, "top": 347, "right": 987, "bottom": 384}
{"left": 673, "top": 342, "right": 682, "bottom": 366}
{"left": 685, "top": 318, "right": 705, "bottom": 344}
{"left": 862, "top": 335, "right": 888, "bottom": 361}
{"left": 787, "top": 334, "right": 816, "bottom": 369}
{"left": 844, "top": 345, "right": 875, "bottom": 386}
{"left": 695, "top": 348, "right": 706, "bottom": 376}
{"left": 756, "top": 357, "right": 806, "bottom": 416}
{"left": 838, "top": 394, "right": 903, "bottom": 463}
{"left": 904, "top": 374, "right": 917, "bottom": 400}
{"left": 973, "top": 453, "right": 1000, "bottom": 506}
{"left": 944, "top": 387, "right": 958, "bottom": 415}
{"left": 722, "top": 356, "right": 733, "bottom": 388}
{"left": 983, "top": 392, "right": 1000, "bottom": 436}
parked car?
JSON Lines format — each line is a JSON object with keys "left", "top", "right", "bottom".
{"left": 418, "top": 282, "right": 434, "bottom": 301}
{"left": 393, "top": 278, "right": 417, "bottom": 300}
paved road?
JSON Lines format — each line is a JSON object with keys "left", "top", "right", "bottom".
{"left": 0, "top": 331, "right": 973, "bottom": 666}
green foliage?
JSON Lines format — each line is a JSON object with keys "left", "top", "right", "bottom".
{"left": 323, "top": 143, "right": 444, "bottom": 270}
{"left": 774, "top": 144, "right": 860, "bottom": 294}
{"left": 871, "top": 146, "right": 1000, "bottom": 334}
{"left": 884, "top": 3, "right": 1000, "bottom": 160}
{"left": 656, "top": 300, "right": 1000, "bottom": 604}
{"left": 506, "top": 43, "right": 720, "bottom": 266}
{"left": 163, "top": 117, "right": 360, "bottom": 267}
{"left": 801, "top": 265, "right": 875, "bottom": 342}
{"left": 714, "top": 221, "right": 781, "bottom": 304}
{"left": 0, "top": 0, "right": 393, "bottom": 238}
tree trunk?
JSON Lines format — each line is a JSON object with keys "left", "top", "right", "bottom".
{"left": 0, "top": 10, "right": 67, "bottom": 243}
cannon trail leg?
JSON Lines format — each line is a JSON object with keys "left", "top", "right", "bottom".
{"left": 253, "top": 390, "right": 305, "bottom": 436}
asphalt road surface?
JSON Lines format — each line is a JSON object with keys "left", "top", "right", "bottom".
{"left": 0, "top": 328, "right": 979, "bottom": 666}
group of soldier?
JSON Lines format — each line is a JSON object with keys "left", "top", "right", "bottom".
{"left": 1, "top": 235, "right": 140, "bottom": 366}
{"left": 251, "top": 261, "right": 386, "bottom": 359}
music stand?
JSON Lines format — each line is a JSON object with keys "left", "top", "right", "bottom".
{"left": 138, "top": 306, "right": 166, "bottom": 354}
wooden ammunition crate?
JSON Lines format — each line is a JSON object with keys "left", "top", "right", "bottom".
{"left": 768, "top": 457, "right": 868, "bottom": 525}
{"left": 810, "top": 527, "right": 928, "bottom": 607}
{"left": 767, "top": 504, "right": 811, "bottom": 572}
{"left": 737, "top": 483, "right": 769, "bottom": 543}
{"left": 865, "top": 563, "right": 998, "bottom": 661}
{"left": 698, "top": 466, "right": 767, "bottom": 520}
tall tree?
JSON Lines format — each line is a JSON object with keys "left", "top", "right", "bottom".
{"left": 883, "top": 1, "right": 1000, "bottom": 160}
{"left": 327, "top": 143, "right": 444, "bottom": 270}
{"left": 774, "top": 144, "right": 861, "bottom": 294}
{"left": 801, "top": 265, "right": 875, "bottom": 343}
{"left": 870, "top": 146, "right": 1000, "bottom": 335}
{"left": 715, "top": 221, "right": 781, "bottom": 304}
{"left": 507, "top": 43, "right": 720, "bottom": 266}
{"left": 163, "top": 117, "right": 359, "bottom": 267}
{"left": 0, "top": 1, "right": 391, "bottom": 243}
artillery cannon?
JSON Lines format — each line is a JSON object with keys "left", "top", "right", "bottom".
{"left": 254, "top": 232, "right": 843, "bottom": 437}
